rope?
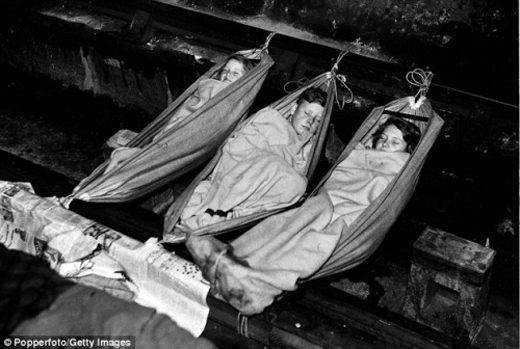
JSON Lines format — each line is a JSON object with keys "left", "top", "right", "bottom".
{"left": 406, "top": 68, "right": 434, "bottom": 103}
{"left": 283, "top": 76, "right": 310, "bottom": 93}
{"left": 331, "top": 50, "right": 349, "bottom": 74}
{"left": 330, "top": 50, "right": 354, "bottom": 109}
{"left": 330, "top": 72, "right": 354, "bottom": 109}
{"left": 237, "top": 312, "right": 250, "bottom": 338}
{"left": 282, "top": 50, "right": 354, "bottom": 108}
{"left": 260, "top": 32, "right": 276, "bottom": 53}
{"left": 213, "top": 247, "right": 229, "bottom": 277}
{"left": 238, "top": 32, "right": 276, "bottom": 59}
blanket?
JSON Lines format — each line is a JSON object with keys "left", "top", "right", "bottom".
{"left": 187, "top": 147, "right": 409, "bottom": 315}
{"left": 105, "top": 79, "right": 229, "bottom": 174}
{"left": 324, "top": 147, "right": 410, "bottom": 224}
{"left": 180, "top": 108, "right": 311, "bottom": 229}
{"left": 156, "top": 79, "right": 229, "bottom": 138}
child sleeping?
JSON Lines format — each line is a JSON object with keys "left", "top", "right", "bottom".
{"left": 325, "top": 116, "right": 421, "bottom": 224}
{"left": 185, "top": 115, "right": 422, "bottom": 316}
{"left": 179, "top": 87, "right": 327, "bottom": 230}
{"left": 104, "top": 54, "right": 253, "bottom": 174}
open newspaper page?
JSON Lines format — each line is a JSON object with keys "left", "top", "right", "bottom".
{"left": 0, "top": 180, "right": 210, "bottom": 337}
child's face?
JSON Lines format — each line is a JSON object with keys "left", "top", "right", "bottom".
{"left": 219, "top": 59, "right": 247, "bottom": 83}
{"left": 375, "top": 124, "right": 408, "bottom": 152}
{"left": 290, "top": 101, "right": 324, "bottom": 138}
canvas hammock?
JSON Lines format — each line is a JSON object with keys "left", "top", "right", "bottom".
{"left": 308, "top": 82, "right": 444, "bottom": 279}
{"left": 183, "top": 69, "right": 445, "bottom": 316}
{"left": 60, "top": 34, "right": 276, "bottom": 207}
{"left": 162, "top": 53, "right": 354, "bottom": 243}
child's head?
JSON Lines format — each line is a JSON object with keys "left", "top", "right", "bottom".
{"left": 373, "top": 116, "right": 421, "bottom": 153}
{"left": 290, "top": 87, "right": 328, "bottom": 137}
{"left": 219, "top": 54, "right": 253, "bottom": 84}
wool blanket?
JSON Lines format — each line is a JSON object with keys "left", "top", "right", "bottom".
{"left": 324, "top": 147, "right": 410, "bottom": 224}
{"left": 180, "top": 108, "right": 311, "bottom": 230}
{"left": 105, "top": 79, "right": 229, "bottom": 174}
{"left": 187, "top": 147, "right": 409, "bottom": 315}
{"left": 158, "top": 79, "right": 229, "bottom": 137}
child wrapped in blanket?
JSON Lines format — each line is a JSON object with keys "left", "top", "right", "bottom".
{"left": 325, "top": 116, "right": 421, "bottom": 224}
{"left": 186, "top": 115, "right": 422, "bottom": 315}
{"left": 179, "top": 87, "right": 328, "bottom": 230}
{"left": 104, "top": 54, "right": 253, "bottom": 174}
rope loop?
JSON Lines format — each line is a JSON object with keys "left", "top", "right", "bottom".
{"left": 213, "top": 247, "right": 229, "bottom": 275}
{"left": 283, "top": 50, "right": 353, "bottom": 109}
{"left": 237, "top": 312, "right": 250, "bottom": 338}
{"left": 330, "top": 72, "right": 354, "bottom": 109}
{"left": 406, "top": 68, "right": 434, "bottom": 102}
{"left": 329, "top": 51, "right": 353, "bottom": 110}
{"left": 283, "top": 76, "right": 310, "bottom": 93}
{"left": 330, "top": 50, "right": 354, "bottom": 110}
{"left": 331, "top": 50, "right": 349, "bottom": 75}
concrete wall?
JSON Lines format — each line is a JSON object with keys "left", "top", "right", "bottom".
{"left": 161, "top": 0, "right": 518, "bottom": 103}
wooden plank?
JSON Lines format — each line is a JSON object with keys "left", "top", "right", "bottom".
{"left": 204, "top": 282, "right": 474, "bottom": 349}
{"left": 0, "top": 148, "right": 76, "bottom": 198}
{"left": 70, "top": 0, "right": 518, "bottom": 115}
{"left": 203, "top": 319, "right": 267, "bottom": 349}
{"left": 296, "top": 284, "right": 473, "bottom": 349}
{"left": 207, "top": 296, "right": 327, "bottom": 349}
{"left": 0, "top": 149, "right": 162, "bottom": 243}
{"left": 0, "top": 148, "right": 479, "bottom": 348}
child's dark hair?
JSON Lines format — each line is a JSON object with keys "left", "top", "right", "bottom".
{"left": 227, "top": 54, "right": 253, "bottom": 72}
{"left": 297, "top": 87, "right": 327, "bottom": 107}
{"left": 372, "top": 116, "right": 422, "bottom": 153}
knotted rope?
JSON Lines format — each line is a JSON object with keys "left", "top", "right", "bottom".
{"left": 283, "top": 50, "right": 354, "bottom": 109}
{"left": 330, "top": 50, "right": 354, "bottom": 109}
{"left": 237, "top": 312, "right": 250, "bottom": 337}
{"left": 241, "top": 32, "right": 277, "bottom": 59}
{"left": 283, "top": 76, "right": 310, "bottom": 93}
{"left": 212, "top": 247, "right": 229, "bottom": 278}
{"left": 260, "top": 32, "right": 276, "bottom": 53}
{"left": 406, "top": 68, "right": 434, "bottom": 105}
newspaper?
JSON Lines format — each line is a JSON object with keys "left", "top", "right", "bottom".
{"left": 0, "top": 181, "right": 210, "bottom": 337}
{"left": 107, "top": 237, "right": 211, "bottom": 336}
{"left": 0, "top": 181, "right": 98, "bottom": 268}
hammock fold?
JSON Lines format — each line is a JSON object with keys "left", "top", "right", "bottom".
{"left": 162, "top": 71, "right": 338, "bottom": 242}
{"left": 62, "top": 42, "right": 275, "bottom": 205}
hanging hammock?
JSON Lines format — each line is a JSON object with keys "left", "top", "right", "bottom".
{"left": 182, "top": 69, "right": 445, "bottom": 316}
{"left": 60, "top": 34, "right": 276, "bottom": 207}
{"left": 308, "top": 79, "right": 444, "bottom": 279}
{"left": 162, "top": 52, "right": 354, "bottom": 243}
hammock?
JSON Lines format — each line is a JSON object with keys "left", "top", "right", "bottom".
{"left": 182, "top": 70, "right": 445, "bottom": 316}
{"left": 61, "top": 35, "right": 276, "bottom": 206}
{"left": 307, "top": 91, "right": 444, "bottom": 279}
{"left": 163, "top": 54, "right": 354, "bottom": 243}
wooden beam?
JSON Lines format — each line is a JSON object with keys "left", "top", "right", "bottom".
{"left": 19, "top": 0, "right": 518, "bottom": 120}
{"left": 0, "top": 148, "right": 478, "bottom": 348}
